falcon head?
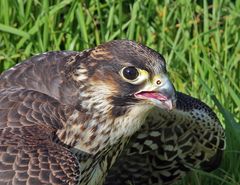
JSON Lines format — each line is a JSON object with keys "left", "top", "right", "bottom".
{"left": 68, "top": 40, "right": 176, "bottom": 112}
{"left": 64, "top": 40, "right": 176, "bottom": 151}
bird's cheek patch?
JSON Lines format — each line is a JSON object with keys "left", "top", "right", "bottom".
{"left": 91, "top": 72, "right": 119, "bottom": 93}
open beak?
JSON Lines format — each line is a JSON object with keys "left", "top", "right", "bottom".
{"left": 134, "top": 77, "right": 176, "bottom": 110}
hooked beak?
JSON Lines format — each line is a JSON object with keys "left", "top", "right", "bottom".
{"left": 134, "top": 76, "right": 176, "bottom": 110}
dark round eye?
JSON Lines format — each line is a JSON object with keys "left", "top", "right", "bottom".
{"left": 122, "top": 66, "right": 139, "bottom": 80}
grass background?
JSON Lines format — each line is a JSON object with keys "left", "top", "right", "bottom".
{"left": 0, "top": 0, "right": 239, "bottom": 184}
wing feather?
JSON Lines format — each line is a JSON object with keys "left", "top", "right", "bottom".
{"left": 105, "top": 92, "right": 225, "bottom": 185}
{"left": 0, "top": 88, "right": 80, "bottom": 185}
{"left": 0, "top": 51, "right": 81, "bottom": 106}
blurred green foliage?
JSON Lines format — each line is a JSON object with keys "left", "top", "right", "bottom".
{"left": 0, "top": 0, "right": 239, "bottom": 184}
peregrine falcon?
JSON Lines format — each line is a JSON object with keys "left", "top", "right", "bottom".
{"left": 0, "top": 40, "right": 225, "bottom": 185}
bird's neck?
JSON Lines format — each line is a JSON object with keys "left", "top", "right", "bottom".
{"left": 57, "top": 105, "right": 151, "bottom": 154}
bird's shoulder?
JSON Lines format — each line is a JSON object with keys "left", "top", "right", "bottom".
{"left": 0, "top": 87, "right": 75, "bottom": 132}
{"left": 0, "top": 50, "right": 91, "bottom": 106}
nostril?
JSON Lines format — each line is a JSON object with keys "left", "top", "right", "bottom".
{"left": 156, "top": 80, "right": 161, "bottom": 85}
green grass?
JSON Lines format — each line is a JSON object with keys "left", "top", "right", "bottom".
{"left": 0, "top": 0, "right": 239, "bottom": 184}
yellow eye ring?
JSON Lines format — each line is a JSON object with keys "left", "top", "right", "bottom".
{"left": 120, "top": 67, "right": 149, "bottom": 84}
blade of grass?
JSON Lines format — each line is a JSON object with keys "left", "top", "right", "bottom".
{"left": 128, "top": 0, "right": 140, "bottom": 40}
{"left": 0, "top": 23, "right": 30, "bottom": 38}
{"left": 76, "top": 3, "right": 89, "bottom": 48}
{"left": 43, "top": 0, "right": 49, "bottom": 51}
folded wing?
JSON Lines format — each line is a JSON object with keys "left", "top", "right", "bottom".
{"left": 105, "top": 92, "right": 225, "bottom": 185}
{"left": 0, "top": 88, "right": 80, "bottom": 185}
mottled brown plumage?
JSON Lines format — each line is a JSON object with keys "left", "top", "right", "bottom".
{"left": 0, "top": 40, "right": 225, "bottom": 185}
{"left": 105, "top": 92, "right": 225, "bottom": 185}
